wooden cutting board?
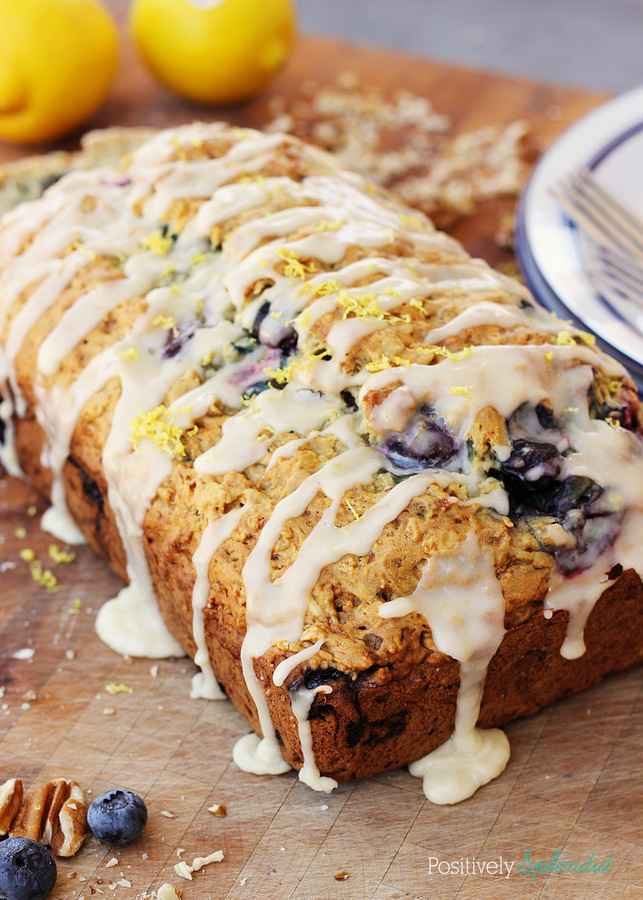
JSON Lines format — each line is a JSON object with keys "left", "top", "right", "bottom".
{"left": 2, "top": 20, "right": 643, "bottom": 900}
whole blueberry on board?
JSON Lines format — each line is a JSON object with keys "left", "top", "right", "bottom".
{"left": 87, "top": 789, "right": 148, "bottom": 845}
{"left": 0, "top": 836, "right": 57, "bottom": 900}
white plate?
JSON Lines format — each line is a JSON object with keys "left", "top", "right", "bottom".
{"left": 515, "top": 84, "right": 643, "bottom": 386}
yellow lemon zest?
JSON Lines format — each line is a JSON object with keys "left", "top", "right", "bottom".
{"left": 130, "top": 405, "right": 187, "bottom": 459}
{"left": 48, "top": 544, "right": 76, "bottom": 565}
{"left": 433, "top": 345, "right": 474, "bottom": 362}
{"left": 555, "top": 331, "right": 577, "bottom": 346}
{"left": 152, "top": 313, "right": 177, "bottom": 332}
{"left": 579, "top": 330, "right": 596, "bottom": 346}
{"left": 105, "top": 683, "right": 133, "bottom": 695}
{"left": 28, "top": 559, "right": 60, "bottom": 593}
{"left": 264, "top": 360, "right": 298, "bottom": 385}
{"left": 142, "top": 230, "right": 174, "bottom": 256}
{"left": 276, "top": 247, "right": 318, "bottom": 280}
{"left": 449, "top": 386, "right": 472, "bottom": 399}
{"left": 365, "top": 355, "right": 411, "bottom": 373}
{"left": 399, "top": 213, "right": 425, "bottom": 229}
{"left": 344, "top": 497, "right": 361, "bottom": 521}
{"left": 311, "top": 219, "right": 344, "bottom": 233}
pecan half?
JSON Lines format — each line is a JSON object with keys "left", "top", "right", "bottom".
{"left": 50, "top": 780, "right": 87, "bottom": 857}
{"left": 0, "top": 778, "right": 23, "bottom": 835}
{"left": 11, "top": 778, "right": 87, "bottom": 857}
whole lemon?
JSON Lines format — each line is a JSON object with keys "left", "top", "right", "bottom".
{"left": 130, "top": 0, "right": 296, "bottom": 105}
{"left": 0, "top": 0, "right": 119, "bottom": 145}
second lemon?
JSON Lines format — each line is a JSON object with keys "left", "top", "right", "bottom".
{"left": 130, "top": 0, "right": 297, "bottom": 106}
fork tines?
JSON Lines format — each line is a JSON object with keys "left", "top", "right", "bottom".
{"left": 553, "top": 166, "right": 643, "bottom": 260}
{"left": 552, "top": 166, "right": 643, "bottom": 306}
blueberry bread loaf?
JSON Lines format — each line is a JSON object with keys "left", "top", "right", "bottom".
{"left": 1, "top": 123, "right": 642, "bottom": 804}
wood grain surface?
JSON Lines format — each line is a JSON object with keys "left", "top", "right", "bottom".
{"left": 2, "top": 15, "right": 642, "bottom": 900}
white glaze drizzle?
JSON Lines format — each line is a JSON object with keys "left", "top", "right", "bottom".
{"left": 190, "top": 507, "right": 246, "bottom": 700}
{"left": 380, "top": 531, "right": 510, "bottom": 803}
{"left": 272, "top": 638, "right": 337, "bottom": 790}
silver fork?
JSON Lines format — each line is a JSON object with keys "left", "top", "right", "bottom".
{"left": 551, "top": 166, "right": 643, "bottom": 308}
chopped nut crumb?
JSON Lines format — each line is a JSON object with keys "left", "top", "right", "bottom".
{"left": 265, "top": 74, "right": 529, "bottom": 232}
{"left": 160, "top": 810, "right": 175, "bottom": 818}
{"left": 173, "top": 861, "right": 193, "bottom": 881}
{"left": 157, "top": 885, "right": 181, "bottom": 900}
{"left": 191, "top": 850, "right": 224, "bottom": 871}
{"left": 208, "top": 804, "right": 227, "bottom": 817}
{"left": 334, "top": 870, "right": 349, "bottom": 881}
{"left": 105, "top": 858, "right": 118, "bottom": 868}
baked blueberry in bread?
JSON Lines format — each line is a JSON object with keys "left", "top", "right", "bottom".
{"left": 1, "top": 123, "right": 642, "bottom": 804}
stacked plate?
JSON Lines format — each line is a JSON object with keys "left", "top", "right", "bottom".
{"left": 515, "top": 84, "right": 643, "bottom": 389}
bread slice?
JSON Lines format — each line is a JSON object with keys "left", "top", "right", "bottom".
{"left": 1, "top": 122, "right": 642, "bottom": 803}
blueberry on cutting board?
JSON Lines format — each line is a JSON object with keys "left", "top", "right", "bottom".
{"left": 0, "top": 836, "right": 57, "bottom": 900}
{"left": 87, "top": 789, "right": 148, "bottom": 844}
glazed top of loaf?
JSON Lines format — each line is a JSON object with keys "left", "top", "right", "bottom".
{"left": 1, "top": 122, "right": 643, "bottom": 796}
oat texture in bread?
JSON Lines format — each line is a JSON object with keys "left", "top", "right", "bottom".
{"left": 1, "top": 123, "right": 643, "bottom": 804}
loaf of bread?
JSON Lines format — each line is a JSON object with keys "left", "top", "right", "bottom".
{"left": 1, "top": 123, "right": 642, "bottom": 804}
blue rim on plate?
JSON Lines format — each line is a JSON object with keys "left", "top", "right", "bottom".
{"left": 515, "top": 84, "right": 643, "bottom": 390}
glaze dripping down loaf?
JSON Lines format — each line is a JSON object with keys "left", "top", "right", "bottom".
{"left": 1, "top": 123, "right": 643, "bottom": 803}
